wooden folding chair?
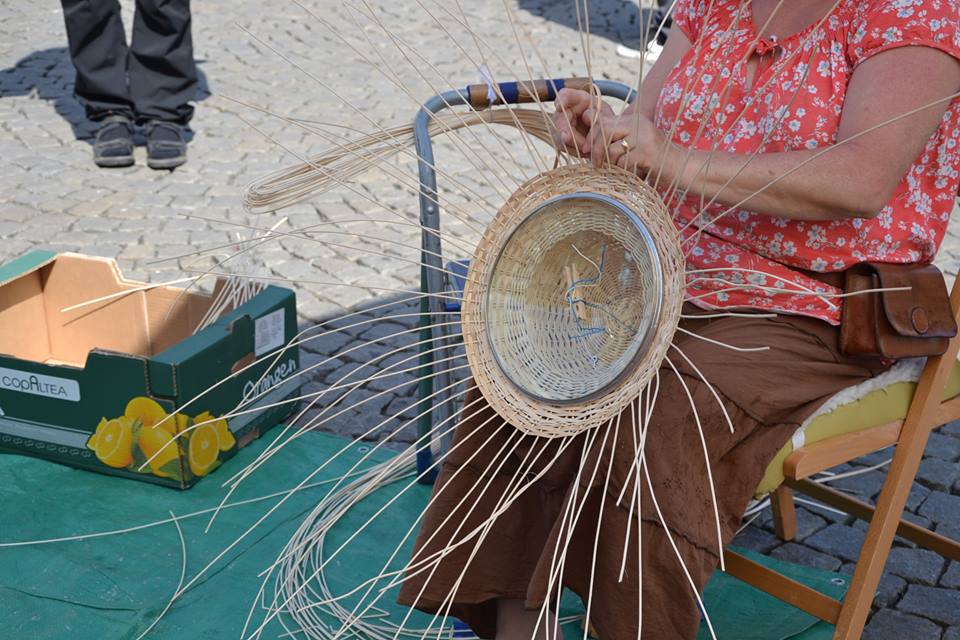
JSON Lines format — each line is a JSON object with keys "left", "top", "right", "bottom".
{"left": 723, "top": 276, "right": 960, "bottom": 638}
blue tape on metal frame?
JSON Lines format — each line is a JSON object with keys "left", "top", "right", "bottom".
{"left": 443, "top": 258, "right": 469, "bottom": 312}
{"left": 499, "top": 81, "right": 519, "bottom": 104}
{"left": 546, "top": 78, "right": 565, "bottom": 101}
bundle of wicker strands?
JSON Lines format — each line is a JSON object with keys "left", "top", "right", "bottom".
{"left": 244, "top": 108, "right": 557, "bottom": 213}
{"left": 462, "top": 164, "right": 685, "bottom": 438}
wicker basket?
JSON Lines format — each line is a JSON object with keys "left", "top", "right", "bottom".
{"left": 462, "top": 165, "right": 685, "bottom": 438}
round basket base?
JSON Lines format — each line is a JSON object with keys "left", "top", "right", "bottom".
{"left": 462, "top": 165, "right": 685, "bottom": 438}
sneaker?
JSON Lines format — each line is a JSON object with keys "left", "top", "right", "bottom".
{"left": 145, "top": 120, "right": 188, "bottom": 170}
{"left": 93, "top": 115, "right": 135, "bottom": 168}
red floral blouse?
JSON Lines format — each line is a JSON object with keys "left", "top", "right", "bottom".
{"left": 660, "top": 0, "right": 960, "bottom": 324}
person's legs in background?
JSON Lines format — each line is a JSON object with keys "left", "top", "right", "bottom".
{"left": 129, "top": 0, "right": 197, "bottom": 169}
{"left": 60, "top": 0, "right": 136, "bottom": 167}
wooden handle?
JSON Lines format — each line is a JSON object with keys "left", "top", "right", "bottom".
{"left": 465, "top": 77, "right": 593, "bottom": 108}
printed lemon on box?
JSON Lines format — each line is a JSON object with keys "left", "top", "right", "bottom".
{"left": 86, "top": 417, "right": 135, "bottom": 468}
{"left": 187, "top": 412, "right": 235, "bottom": 477}
{"left": 138, "top": 425, "right": 179, "bottom": 477}
{"left": 195, "top": 411, "right": 236, "bottom": 451}
{"left": 125, "top": 397, "right": 168, "bottom": 429}
{"left": 188, "top": 424, "right": 220, "bottom": 477}
{"left": 84, "top": 396, "right": 237, "bottom": 481}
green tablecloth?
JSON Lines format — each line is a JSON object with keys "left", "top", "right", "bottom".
{"left": 0, "top": 431, "right": 845, "bottom": 639}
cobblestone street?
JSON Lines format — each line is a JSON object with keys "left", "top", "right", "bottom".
{"left": 2, "top": 1, "right": 960, "bottom": 637}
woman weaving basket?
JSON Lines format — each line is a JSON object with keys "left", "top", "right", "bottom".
{"left": 398, "top": 1, "right": 960, "bottom": 638}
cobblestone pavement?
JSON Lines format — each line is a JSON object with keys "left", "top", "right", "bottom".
{"left": 3, "top": 1, "right": 960, "bottom": 637}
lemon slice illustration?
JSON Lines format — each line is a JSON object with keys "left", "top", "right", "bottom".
{"left": 196, "top": 411, "right": 236, "bottom": 452}
{"left": 86, "top": 417, "right": 135, "bottom": 468}
{"left": 188, "top": 424, "right": 220, "bottom": 477}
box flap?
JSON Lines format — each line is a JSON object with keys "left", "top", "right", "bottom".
{"left": 0, "top": 252, "right": 219, "bottom": 366}
{"left": 0, "top": 251, "right": 57, "bottom": 288}
{"left": 148, "top": 286, "right": 296, "bottom": 404}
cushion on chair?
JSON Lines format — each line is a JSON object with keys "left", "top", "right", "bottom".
{"left": 755, "top": 358, "right": 960, "bottom": 497}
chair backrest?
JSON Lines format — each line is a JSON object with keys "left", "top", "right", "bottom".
{"left": 900, "top": 267, "right": 960, "bottom": 441}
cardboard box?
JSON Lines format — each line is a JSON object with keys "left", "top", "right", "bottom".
{"left": 0, "top": 251, "right": 302, "bottom": 489}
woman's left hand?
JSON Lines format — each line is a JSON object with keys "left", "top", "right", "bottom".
{"left": 582, "top": 108, "right": 667, "bottom": 173}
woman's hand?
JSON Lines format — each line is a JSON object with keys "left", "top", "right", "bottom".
{"left": 551, "top": 88, "right": 613, "bottom": 157}
{"left": 583, "top": 109, "right": 667, "bottom": 173}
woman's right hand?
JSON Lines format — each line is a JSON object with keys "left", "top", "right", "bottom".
{"left": 551, "top": 88, "right": 613, "bottom": 157}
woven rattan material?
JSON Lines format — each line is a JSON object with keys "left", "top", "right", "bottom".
{"left": 485, "top": 192, "right": 663, "bottom": 402}
{"left": 463, "top": 165, "right": 685, "bottom": 438}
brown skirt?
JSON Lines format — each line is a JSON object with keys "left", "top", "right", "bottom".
{"left": 398, "top": 309, "right": 888, "bottom": 639}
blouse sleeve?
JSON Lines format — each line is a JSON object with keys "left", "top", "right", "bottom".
{"left": 671, "top": 0, "right": 706, "bottom": 44}
{"left": 847, "top": 0, "right": 960, "bottom": 68}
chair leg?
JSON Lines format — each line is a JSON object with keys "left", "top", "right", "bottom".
{"left": 832, "top": 351, "right": 960, "bottom": 637}
{"left": 771, "top": 485, "right": 797, "bottom": 541}
{"left": 832, "top": 448, "right": 925, "bottom": 639}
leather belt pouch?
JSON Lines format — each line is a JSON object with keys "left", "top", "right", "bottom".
{"left": 840, "top": 263, "right": 957, "bottom": 358}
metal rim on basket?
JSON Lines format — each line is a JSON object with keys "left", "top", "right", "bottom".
{"left": 483, "top": 191, "right": 664, "bottom": 405}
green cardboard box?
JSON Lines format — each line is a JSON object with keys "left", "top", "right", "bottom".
{"left": 0, "top": 251, "right": 302, "bottom": 489}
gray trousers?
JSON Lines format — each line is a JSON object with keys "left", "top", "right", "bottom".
{"left": 60, "top": 0, "right": 197, "bottom": 124}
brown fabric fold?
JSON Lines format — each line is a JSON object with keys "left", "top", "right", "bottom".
{"left": 398, "top": 307, "right": 889, "bottom": 639}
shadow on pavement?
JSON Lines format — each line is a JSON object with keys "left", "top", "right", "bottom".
{"left": 0, "top": 47, "right": 210, "bottom": 142}
{"left": 516, "top": 0, "right": 669, "bottom": 50}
